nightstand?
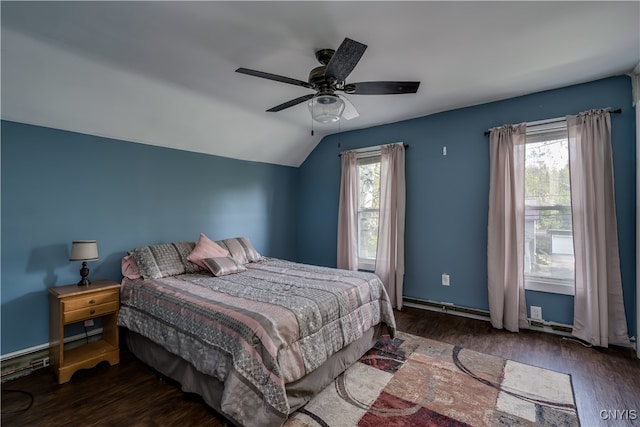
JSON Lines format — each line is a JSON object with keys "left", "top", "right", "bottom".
{"left": 48, "top": 280, "right": 120, "bottom": 384}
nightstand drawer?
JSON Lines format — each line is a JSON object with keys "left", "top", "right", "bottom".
{"left": 63, "top": 301, "right": 119, "bottom": 324}
{"left": 62, "top": 290, "right": 119, "bottom": 312}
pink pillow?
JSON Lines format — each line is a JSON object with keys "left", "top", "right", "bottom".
{"left": 121, "top": 255, "right": 142, "bottom": 280}
{"left": 187, "top": 233, "right": 230, "bottom": 269}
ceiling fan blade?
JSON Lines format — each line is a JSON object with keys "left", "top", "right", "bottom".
{"left": 338, "top": 95, "right": 359, "bottom": 120}
{"left": 346, "top": 81, "right": 420, "bottom": 95}
{"left": 266, "top": 93, "right": 315, "bottom": 112}
{"left": 324, "top": 38, "right": 367, "bottom": 82}
{"left": 236, "top": 68, "right": 313, "bottom": 89}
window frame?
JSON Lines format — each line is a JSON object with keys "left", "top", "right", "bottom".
{"left": 523, "top": 119, "right": 575, "bottom": 296}
{"left": 355, "top": 151, "right": 381, "bottom": 271}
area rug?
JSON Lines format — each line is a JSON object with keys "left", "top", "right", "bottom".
{"left": 285, "top": 332, "right": 579, "bottom": 427}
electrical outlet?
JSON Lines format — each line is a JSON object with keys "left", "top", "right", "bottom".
{"left": 84, "top": 319, "right": 94, "bottom": 327}
{"left": 530, "top": 306, "right": 543, "bottom": 320}
{"left": 441, "top": 273, "right": 450, "bottom": 286}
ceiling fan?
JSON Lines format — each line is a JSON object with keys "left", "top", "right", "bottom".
{"left": 236, "top": 37, "right": 420, "bottom": 124}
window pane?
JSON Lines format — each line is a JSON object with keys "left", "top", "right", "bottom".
{"left": 358, "top": 160, "right": 380, "bottom": 210}
{"left": 358, "top": 210, "right": 379, "bottom": 260}
{"left": 524, "top": 207, "right": 574, "bottom": 281}
{"left": 525, "top": 134, "right": 575, "bottom": 284}
{"left": 357, "top": 157, "right": 380, "bottom": 263}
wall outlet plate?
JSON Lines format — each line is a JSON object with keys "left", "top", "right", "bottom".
{"left": 441, "top": 273, "right": 450, "bottom": 286}
{"left": 530, "top": 306, "right": 543, "bottom": 320}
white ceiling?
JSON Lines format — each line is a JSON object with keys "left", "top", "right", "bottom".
{"left": 2, "top": 1, "right": 639, "bottom": 167}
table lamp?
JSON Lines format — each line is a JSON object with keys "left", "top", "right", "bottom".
{"left": 69, "top": 240, "right": 99, "bottom": 286}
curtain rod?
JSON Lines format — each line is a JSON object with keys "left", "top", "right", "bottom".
{"left": 483, "top": 108, "right": 622, "bottom": 136}
{"left": 338, "top": 142, "right": 409, "bottom": 157}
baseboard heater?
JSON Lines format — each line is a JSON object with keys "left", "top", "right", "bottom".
{"left": 528, "top": 320, "right": 572, "bottom": 333}
{"left": 403, "top": 297, "right": 574, "bottom": 335}
{"left": 1, "top": 328, "right": 103, "bottom": 382}
{"left": 403, "top": 298, "right": 636, "bottom": 351}
{"left": 403, "top": 297, "right": 491, "bottom": 320}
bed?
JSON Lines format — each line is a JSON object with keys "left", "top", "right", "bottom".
{"left": 117, "top": 235, "right": 396, "bottom": 427}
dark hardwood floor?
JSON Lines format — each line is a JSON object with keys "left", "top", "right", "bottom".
{"left": 395, "top": 308, "right": 640, "bottom": 426}
{"left": 2, "top": 307, "right": 639, "bottom": 426}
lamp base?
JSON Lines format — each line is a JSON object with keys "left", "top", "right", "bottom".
{"left": 77, "top": 261, "right": 91, "bottom": 286}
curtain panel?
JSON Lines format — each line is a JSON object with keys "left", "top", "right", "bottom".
{"left": 568, "top": 108, "right": 630, "bottom": 347}
{"left": 337, "top": 151, "right": 359, "bottom": 270}
{"left": 374, "top": 144, "right": 406, "bottom": 310}
{"left": 487, "top": 124, "right": 528, "bottom": 332}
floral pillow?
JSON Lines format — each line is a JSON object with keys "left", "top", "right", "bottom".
{"left": 202, "top": 256, "right": 247, "bottom": 277}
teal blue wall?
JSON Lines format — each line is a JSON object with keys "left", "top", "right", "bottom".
{"left": 2, "top": 75, "right": 636, "bottom": 356}
{"left": 297, "top": 76, "right": 637, "bottom": 338}
{"left": 1, "top": 121, "right": 299, "bottom": 355}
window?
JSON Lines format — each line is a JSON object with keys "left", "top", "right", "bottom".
{"left": 356, "top": 153, "right": 381, "bottom": 270}
{"left": 524, "top": 120, "right": 575, "bottom": 295}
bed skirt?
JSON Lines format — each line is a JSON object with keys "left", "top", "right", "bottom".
{"left": 124, "top": 324, "right": 386, "bottom": 425}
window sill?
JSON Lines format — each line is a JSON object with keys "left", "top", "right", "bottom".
{"left": 358, "top": 260, "right": 376, "bottom": 272}
{"left": 525, "top": 279, "right": 575, "bottom": 296}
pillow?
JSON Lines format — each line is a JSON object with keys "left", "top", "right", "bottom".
{"left": 121, "top": 255, "right": 141, "bottom": 280}
{"left": 129, "top": 241, "right": 199, "bottom": 279}
{"left": 216, "top": 237, "right": 262, "bottom": 264}
{"left": 202, "top": 256, "right": 247, "bottom": 277}
{"left": 187, "top": 233, "right": 230, "bottom": 269}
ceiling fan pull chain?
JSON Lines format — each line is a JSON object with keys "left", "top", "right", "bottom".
{"left": 311, "top": 103, "right": 315, "bottom": 136}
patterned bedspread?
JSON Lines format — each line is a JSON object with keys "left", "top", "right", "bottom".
{"left": 118, "top": 258, "right": 396, "bottom": 427}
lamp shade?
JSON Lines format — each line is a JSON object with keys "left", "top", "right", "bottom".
{"left": 69, "top": 240, "right": 99, "bottom": 261}
{"left": 308, "top": 94, "right": 345, "bottom": 123}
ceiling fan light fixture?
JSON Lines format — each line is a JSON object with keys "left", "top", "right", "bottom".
{"left": 308, "top": 94, "right": 345, "bottom": 123}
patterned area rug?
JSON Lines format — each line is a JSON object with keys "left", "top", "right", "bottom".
{"left": 285, "top": 332, "right": 579, "bottom": 427}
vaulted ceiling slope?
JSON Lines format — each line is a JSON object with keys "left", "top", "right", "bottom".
{"left": 2, "top": 2, "right": 638, "bottom": 167}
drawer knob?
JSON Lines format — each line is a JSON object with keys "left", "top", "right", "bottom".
{"left": 90, "top": 309, "right": 95, "bottom": 315}
{"left": 89, "top": 299, "right": 95, "bottom": 304}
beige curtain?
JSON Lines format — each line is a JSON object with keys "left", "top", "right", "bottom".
{"left": 568, "top": 108, "right": 630, "bottom": 347}
{"left": 337, "top": 151, "right": 358, "bottom": 270}
{"left": 374, "top": 144, "right": 406, "bottom": 310}
{"left": 487, "top": 124, "right": 528, "bottom": 332}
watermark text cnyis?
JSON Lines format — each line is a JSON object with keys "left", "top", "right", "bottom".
{"left": 599, "top": 409, "right": 638, "bottom": 421}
